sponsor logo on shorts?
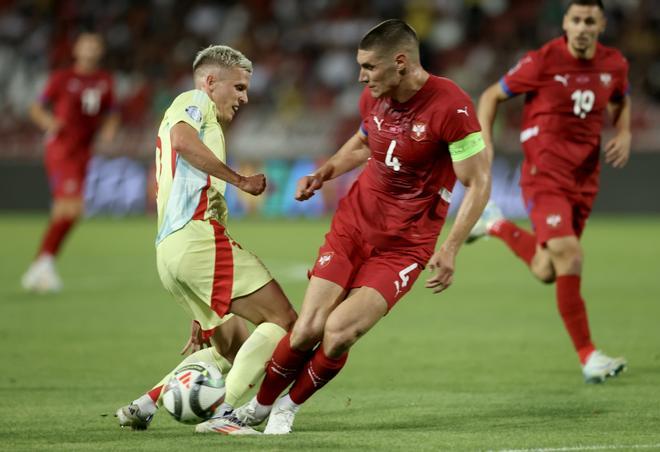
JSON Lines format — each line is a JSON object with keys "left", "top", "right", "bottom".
{"left": 546, "top": 214, "right": 562, "bottom": 228}
{"left": 394, "top": 263, "right": 418, "bottom": 297}
{"left": 317, "top": 252, "right": 334, "bottom": 268}
{"left": 185, "top": 105, "right": 202, "bottom": 122}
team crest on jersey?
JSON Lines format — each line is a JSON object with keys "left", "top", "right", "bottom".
{"left": 185, "top": 105, "right": 202, "bottom": 122}
{"left": 411, "top": 121, "right": 427, "bottom": 141}
{"left": 600, "top": 73, "right": 612, "bottom": 86}
{"left": 317, "top": 252, "right": 334, "bottom": 268}
{"left": 546, "top": 214, "right": 562, "bottom": 228}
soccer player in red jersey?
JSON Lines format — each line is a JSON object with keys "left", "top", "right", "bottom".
{"left": 198, "top": 19, "right": 492, "bottom": 434}
{"left": 22, "top": 32, "right": 119, "bottom": 293}
{"left": 468, "top": 0, "right": 630, "bottom": 383}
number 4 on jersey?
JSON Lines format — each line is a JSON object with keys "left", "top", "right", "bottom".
{"left": 385, "top": 139, "right": 401, "bottom": 171}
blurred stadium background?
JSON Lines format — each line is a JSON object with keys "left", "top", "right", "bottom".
{"left": 0, "top": 0, "right": 658, "bottom": 216}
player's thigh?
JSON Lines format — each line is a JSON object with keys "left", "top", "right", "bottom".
{"left": 524, "top": 189, "right": 576, "bottom": 246}
{"left": 323, "top": 286, "right": 388, "bottom": 349}
{"left": 230, "top": 279, "right": 297, "bottom": 330}
{"left": 351, "top": 252, "right": 424, "bottom": 311}
{"left": 289, "top": 276, "right": 347, "bottom": 350}
{"left": 156, "top": 221, "right": 234, "bottom": 332}
{"left": 45, "top": 155, "right": 89, "bottom": 204}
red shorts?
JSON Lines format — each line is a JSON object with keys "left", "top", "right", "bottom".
{"left": 44, "top": 153, "right": 90, "bottom": 199}
{"left": 310, "top": 221, "right": 430, "bottom": 311}
{"left": 522, "top": 185, "right": 596, "bottom": 246}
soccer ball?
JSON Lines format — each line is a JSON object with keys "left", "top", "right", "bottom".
{"left": 161, "top": 362, "right": 226, "bottom": 424}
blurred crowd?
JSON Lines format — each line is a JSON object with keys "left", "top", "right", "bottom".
{"left": 1, "top": 0, "right": 658, "bottom": 161}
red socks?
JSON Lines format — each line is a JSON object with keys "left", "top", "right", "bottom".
{"left": 288, "top": 346, "right": 348, "bottom": 405}
{"left": 489, "top": 220, "right": 536, "bottom": 266}
{"left": 256, "top": 333, "right": 312, "bottom": 406}
{"left": 38, "top": 218, "right": 76, "bottom": 256}
{"left": 556, "top": 275, "right": 595, "bottom": 364}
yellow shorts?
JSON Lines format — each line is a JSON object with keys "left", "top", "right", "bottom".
{"left": 156, "top": 219, "right": 273, "bottom": 331}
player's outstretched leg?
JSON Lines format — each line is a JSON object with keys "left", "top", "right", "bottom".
{"left": 116, "top": 317, "right": 244, "bottom": 430}
{"left": 466, "top": 200, "right": 504, "bottom": 243}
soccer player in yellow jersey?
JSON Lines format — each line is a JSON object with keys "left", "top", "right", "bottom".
{"left": 116, "top": 45, "right": 297, "bottom": 435}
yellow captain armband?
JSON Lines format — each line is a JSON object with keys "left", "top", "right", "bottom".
{"left": 448, "top": 131, "right": 485, "bottom": 162}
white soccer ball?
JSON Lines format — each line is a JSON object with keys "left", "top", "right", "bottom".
{"left": 161, "top": 362, "right": 226, "bottom": 424}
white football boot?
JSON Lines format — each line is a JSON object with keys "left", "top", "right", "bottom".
{"left": 115, "top": 403, "right": 154, "bottom": 430}
{"left": 466, "top": 200, "right": 504, "bottom": 244}
{"left": 194, "top": 412, "right": 261, "bottom": 435}
{"left": 233, "top": 396, "right": 271, "bottom": 426}
{"left": 21, "top": 254, "right": 63, "bottom": 293}
{"left": 582, "top": 350, "right": 627, "bottom": 383}
{"left": 263, "top": 395, "right": 299, "bottom": 435}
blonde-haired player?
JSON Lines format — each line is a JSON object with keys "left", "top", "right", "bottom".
{"left": 116, "top": 45, "right": 297, "bottom": 435}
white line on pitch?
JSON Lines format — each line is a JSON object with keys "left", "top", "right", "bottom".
{"left": 493, "top": 443, "right": 660, "bottom": 452}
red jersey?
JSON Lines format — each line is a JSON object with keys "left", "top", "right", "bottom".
{"left": 501, "top": 37, "right": 629, "bottom": 191}
{"left": 40, "top": 68, "right": 115, "bottom": 157}
{"left": 336, "top": 75, "right": 481, "bottom": 252}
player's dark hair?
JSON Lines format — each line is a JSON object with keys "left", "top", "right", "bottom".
{"left": 359, "top": 19, "right": 418, "bottom": 53}
{"left": 566, "top": 0, "right": 604, "bottom": 11}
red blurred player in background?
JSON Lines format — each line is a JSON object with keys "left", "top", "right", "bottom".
{"left": 468, "top": 0, "right": 630, "bottom": 383}
{"left": 22, "top": 32, "right": 119, "bottom": 293}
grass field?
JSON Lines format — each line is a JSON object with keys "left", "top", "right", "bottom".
{"left": 1, "top": 214, "right": 659, "bottom": 451}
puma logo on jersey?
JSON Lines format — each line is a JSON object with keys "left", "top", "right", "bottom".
{"left": 456, "top": 106, "right": 469, "bottom": 116}
{"left": 373, "top": 116, "right": 384, "bottom": 131}
{"left": 553, "top": 74, "right": 569, "bottom": 87}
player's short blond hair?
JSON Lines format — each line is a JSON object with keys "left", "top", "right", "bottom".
{"left": 192, "top": 45, "right": 252, "bottom": 74}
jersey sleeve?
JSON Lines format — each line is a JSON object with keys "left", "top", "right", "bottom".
{"left": 610, "top": 55, "right": 630, "bottom": 102}
{"left": 436, "top": 84, "right": 484, "bottom": 162}
{"left": 39, "top": 71, "right": 64, "bottom": 105}
{"left": 101, "top": 74, "right": 117, "bottom": 114}
{"left": 167, "top": 90, "right": 213, "bottom": 132}
{"left": 358, "top": 87, "right": 371, "bottom": 136}
{"left": 500, "top": 51, "right": 541, "bottom": 97}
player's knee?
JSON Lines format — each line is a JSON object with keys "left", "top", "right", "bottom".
{"left": 531, "top": 263, "right": 556, "bottom": 284}
{"left": 548, "top": 240, "right": 583, "bottom": 274}
{"left": 290, "top": 322, "right": 322, "bottom": 351}
{"left": 323, "top": 320, "right": 362, "bottom": 356}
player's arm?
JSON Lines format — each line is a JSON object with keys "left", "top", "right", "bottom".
{"left": 98, "top": 111, "right": 121, "bottom": 144}
{"left": 29, "top": 101, "right": 60, "bottom": 136}
{"left": 604, "top": 95, "right": 632, "bottom": 169}
{"left": 477, "top": 82, "right": 511, "bottom": 163}
{"left": 170, "top": 121, "right": 265, "bottom": 195}
{"left": 425, "top": 145, "right": 491, "bottom": 294}
{"left": 295, "top": 130, "right": 370, "bottom": 201}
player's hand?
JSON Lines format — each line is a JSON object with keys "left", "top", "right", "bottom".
{"left": 45, "top": 118, "right": 62, "bottom": 138}
{"left": 295, "top": 174, "right": 324, "bottom": 201}
{"left": 180, "top": 320, "right": 211, "bottom": 355}
{"left": 604, "top": 130, "right": 631, "bottom": 169}
{"left": 237, "top": 173, "right": 267, "bottom": 196}
{"left": 425, "top": 246, "right": 456, "bottom": 294}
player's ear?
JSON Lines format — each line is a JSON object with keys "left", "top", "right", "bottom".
{"left": 395, "top": 52, "right": 407, "bottom": 75}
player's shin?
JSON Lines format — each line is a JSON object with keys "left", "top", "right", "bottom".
{"left": 556, "top": 275, "right": 595, "bottom": 364}
{"left": 221, "top": 322, "right": 287, "bottom": 410}
{"left": 256, "top": 332, "right": 314, "bottom": 406}
{"left": 489, "top": 220, "right": 537, "bottom": 266}
{"left": 287, "top": 345, "right": 348, "bottom": 405}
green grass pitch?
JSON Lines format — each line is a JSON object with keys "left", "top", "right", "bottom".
{"left": 1, "top": 214, "right": 659, "bottom": 451}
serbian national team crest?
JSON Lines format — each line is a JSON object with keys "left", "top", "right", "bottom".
{"left": 600, "top": 73, "right": 612, "bottom": 86}
{"left": 411, "top": 120, "right": 427, "bottom": 141}
{"left": 317, "top": 252, "right": 334, "bottom": 268}
{"left": 546, "top": 214, "right": 562, "bottom": 228}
